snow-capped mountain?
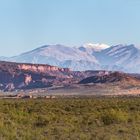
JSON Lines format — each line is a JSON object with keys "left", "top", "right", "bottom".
{"left": 4, "top": 44, "right": 100, "bottom": 71}
{"left": 1, "top": 43, "right": 140, "bottom": 73}
{"left": 92, "top": 44, "right": 140, "bottom": 72}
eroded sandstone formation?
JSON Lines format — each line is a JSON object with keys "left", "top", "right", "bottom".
{"left": 0, "top": 61, "right": 72, "bottom": 91}
{"left": 0, "top": 61, "right": 139, "bottom": 92}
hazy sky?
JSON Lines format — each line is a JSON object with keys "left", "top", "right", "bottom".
{"left": 0, "top": 0, "right": 140, "bottom": 56}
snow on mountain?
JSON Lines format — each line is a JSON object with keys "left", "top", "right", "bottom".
{"left": 1, "top": 43, "right": 140, "bottom": 73}
{"left": 78, "top": 43, "right": 110, "bottom": 55}
{"left": 83, "top": 43, "right": 110, "bottom": 51}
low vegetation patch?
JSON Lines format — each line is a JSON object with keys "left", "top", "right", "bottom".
{"left": 0, "top": 98, "right": 139, "bottom": 140}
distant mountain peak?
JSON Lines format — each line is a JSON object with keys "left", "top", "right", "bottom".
{"left": 83, "top": 43, "right": 110, "bottom": 51}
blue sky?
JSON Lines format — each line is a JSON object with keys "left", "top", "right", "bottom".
{"left": 0, "top": 0, "right": 140, "bottom": 56}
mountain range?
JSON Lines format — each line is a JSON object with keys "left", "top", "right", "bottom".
{"left": 1, "top": 43, "right": 140, "bottom": 73}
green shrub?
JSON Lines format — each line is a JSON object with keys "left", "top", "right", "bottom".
{"left": 0, "top": 98, "right": 139, "bottom": 139}
{"left": 101, "top": 109, "right": 129, "bottom": 125}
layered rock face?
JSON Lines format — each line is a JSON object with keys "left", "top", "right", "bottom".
{"left": 0, "top": 61, "right": 72, "bottom": 91}
{"left": 0, "top": 61, "right": 139, "bottom": 92}
{"left": 0, "top": 61, "right": 115, "bottom": 91}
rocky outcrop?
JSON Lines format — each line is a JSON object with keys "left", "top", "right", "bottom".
{"left": 79, "top": 72, "right": 140, "bottom": 85}
{"left": 0, "top": 61, "right": 72, "bottom": 91}
{"left": 0, "top": 61, "right": 112, "bottom": 91}
{"left": 0, "top": 61, "right": 139, "bottom": 92}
